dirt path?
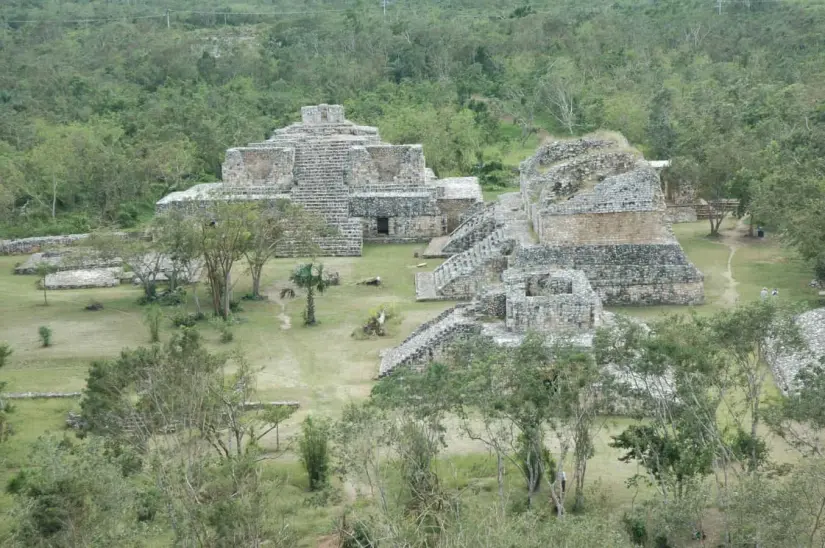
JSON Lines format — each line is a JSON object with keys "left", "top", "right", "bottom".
{"left": 717, "top": 217, "right": 751, "bottom": 306}
{"left": 264, "top": 284, "right": 292, "bottom": 330}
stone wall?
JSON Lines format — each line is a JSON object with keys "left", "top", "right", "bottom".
{"left": 766, "top": 308, "right": 825, "bottom": 394}
{"left": 666, "top": 204, "right": 698, "bottom": 223}
{"left": 1, "top": 234, "right": 91, "bottom": 256}
{"left": 360, "top": 215, "right": 443, "bottom": 243}
{"left": 512, "top": 244, "right": 704, "bottom": 305}
{"left": 504, "top": 269, "right": 602, "bottom": 332}
{"left": 222, "top": 147, "right": 294, "bottom": 190}
{"left": 301, "top": 104, "right": 346, "bottom": 124}
{"left": 538, "top": 210, "right": 671, "bottom": 245}
{"left": 346, "top": 145, "right": 426, "bottom": 189}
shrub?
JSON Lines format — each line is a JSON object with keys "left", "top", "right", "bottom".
{"left": 143, "top": 305, "right": 163, "bottom": 343}
{"left": 38, "top": 326, "right": 52, "bottom": 347}
{"left": 0, "top": 343, "right": 11, "bottom": 368}
{"left": 339, "top": 515, "right": 377, "bottom": 548}
{"left": 353, "top": 303, "right": 402, "bottom": 339}
{"left": 298, "top": 416, "right": 330, "bottom": 491}
{"left": 622, "top": 511, "right": 648, "bottom": 546}
{"left": 171, "top": 311, "right": 204, "bottom": 328}
{"left": 219, "top": 324, "right": 234, "bottom": 343}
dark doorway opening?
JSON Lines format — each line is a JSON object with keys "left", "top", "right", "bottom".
{"left": 377, "top": 217, "right": 390, "bottom": 235}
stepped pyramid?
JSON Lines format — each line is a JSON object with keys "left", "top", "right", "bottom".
{"left": 156, "top": 105, "right": 483, "bottom": 257}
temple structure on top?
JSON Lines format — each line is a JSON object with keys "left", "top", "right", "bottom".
{"left": 156, "top": 104, "right": 483, "bottom": 256}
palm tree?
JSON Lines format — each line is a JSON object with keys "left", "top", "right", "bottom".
{"left": 289, "top": 263, "right": 329, "bottom": 326}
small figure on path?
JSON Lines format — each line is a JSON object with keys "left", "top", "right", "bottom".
{"left": 772, "top": 288, "right": 779, "bottom": 298}
{"left": 760, "top": 287, "right": 768, "bottom": 300}
{"left": 558, "top": 470, "right": 567, "bottom": 494}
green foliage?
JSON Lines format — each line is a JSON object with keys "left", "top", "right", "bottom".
{"left": 289, "top": 262, "right": 330, "bottom": 326}
{"left": 6, "top": 436, "right": 147, "bottom": 547}
{"left": 0, "top": 342, "right": 11, "bottom": 368}
{"left": 170, "top": 310, "right": 205, "bottom": 328}
{"left": 353, "top": 303, "right": 401, "bottom": 338}
{"left": 298, "top": 416, "right": 331, "bottom": 491}
{"left": 37, "top": 325, "right": 52, "bottom": 347}
{"left": 143, "top": 304, "right": 162, "bottom": 343}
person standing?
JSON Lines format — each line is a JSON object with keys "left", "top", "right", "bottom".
{"left": 772, "top": 288, "right": 779, "bottom": 298}
{"left": 761, "top": 287, "right": 768, "bottom": 300}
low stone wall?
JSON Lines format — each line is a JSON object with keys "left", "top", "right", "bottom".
{"left": 1, "top": 234, "right": 91, "bottom": 256}
{"left": 2, "top": 392, "right": 82, "bottom": 399}
{"left": 666, "top": 204, "right": 698, "bottom": 223}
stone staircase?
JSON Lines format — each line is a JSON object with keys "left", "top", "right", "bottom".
{"left": 378, "top": 305, "right": 479, "bottom": 376}
{"left": 290, "top": 139, "right": 364, "bottom": 256}
{"left": 416, "top": 228, "right": 513, "bottom": 301}
{"left": 440, "top": 202, "right": 499, "bottom": 256}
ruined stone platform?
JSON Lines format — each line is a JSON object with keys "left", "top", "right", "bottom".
{"left": 44, "top": 268, "right": 121, "bottom": 289}
{"left": 414, "top": 271, "right": 443, "bottom": 301}
{"left": 767, "top": 307, "right": 825, "bottom": 394}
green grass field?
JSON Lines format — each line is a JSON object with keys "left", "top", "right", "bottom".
{"left": 0, "top": 217, "right": 819, "bottom": 545}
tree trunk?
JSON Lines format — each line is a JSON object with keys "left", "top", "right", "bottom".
{"left": 496, "top": 451, "right": 505, "bottom": 515}
{"left": 223, "top": 271, "right": 231, "bottom": 319}
{"left": 573, "top": 459, "right": 586, "bottom": 512}
{"left": 251, "top": 265, "right": 262, "bottom": 298}
{"left": 42, "top": 281, "right": 48, "bottom": 306}
{"left": 51, "top": 175, "right": 57, "bottom": 219}
{"left": 305, "top": 286, "right": 315, "bottom": 325}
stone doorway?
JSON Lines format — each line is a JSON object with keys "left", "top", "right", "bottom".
{"left": 377, "top": 217, "right": 390, "bottom": 235}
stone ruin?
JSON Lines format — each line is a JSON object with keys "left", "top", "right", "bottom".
{"left": 766, "top": 307, "right": 825, "bottom": 395}
{"left": 157, "top": 104, "right": 483, "bottom": 257}
{"left": 417, "top": 135, "right": 704, "bottom": 307}
{"left": 381, "top": 134, "right": 704, "bottom": 379}
{"left": 379, "top": 267, "right": 604, "bottom": 376}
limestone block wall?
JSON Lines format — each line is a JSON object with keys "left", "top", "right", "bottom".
{"left": 345, "top": 145, "right": 426, "bottom": 189}
{"left": 504, "top": 269, "right": 602, "bottom": 332}
{"left": 222, "top": 147, "right": 294, "bottom": 190}
{"left": 521, "top": 151, "right": 639, "bottom": 213}
{"left": 512, "top": 244, "right": 704, "bottom": 305}
{"left": 1, "top": 234, "right": 92, "bottom": 255}
{"left": 431, "top": 228, "right": 514, "bottom": 299}
{"left": 360, "top": 216, "right": 443, "bottom": 243}
{"left": 537, "top": 210, "right": 672, "bottom": 245}
{"left": 301, "top": 104, "right": 346, "bottom": 124}
{"left": 666, "top": 205, "right": 698, "bottom": 223}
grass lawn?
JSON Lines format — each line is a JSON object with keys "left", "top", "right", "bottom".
{"left": 0, "top": 215, "right": 819, "bottom": 545}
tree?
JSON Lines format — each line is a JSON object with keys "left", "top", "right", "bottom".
{"left": 289, "top": 262, "right": 330, "bottom": 326}
{"left": 152, "top": 210, "right": 203, "bottom": 312}
{"left": 7, "top": 436, "right": 146, "bottom": 548}
{"left": 196, "top": 204, "right": 254, "bottom": 318}
{"left": 77, "top": 329, "right": 296, "bottom": 545}
{"left": 766, "top": 357, "right": 825, "bottom": 457}
{"left": 298, "top": 416, "right": 331, "bottom": 491}
{"left": 243, "top": 201, "right": 326, "bottom": 300}
{"left": 35, "top": 263, "right": 58, "bottom": 305}
{"left": 710, "top": 300, "right": 803, "bottom": 472}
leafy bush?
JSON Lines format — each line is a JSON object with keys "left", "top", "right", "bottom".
{"left": 0, "top": 343, "right": 11, "bottom": 368}
{"left": 143, "top": 304, "right": 163, "bottom": 343}
{"left": 171, "top": 311, "right": 205, "bottom": 328}
{"left": 38, "top": 326, "right": 52, "bottom": 347}
{"left": 298, "top": 416, "right": 331, "bottom": 491}
{"left": 219, "top": 325, "right": 234, "bottom": 343}
{"left": 339, "top": 515, "right": 377, "bottom": 548}
{"left": 622, "top": 511, "right": 648, "bottom": 546}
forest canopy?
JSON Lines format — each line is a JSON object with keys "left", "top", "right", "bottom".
{"left": 0, "top": 0, "right": 823, "bottom": 276}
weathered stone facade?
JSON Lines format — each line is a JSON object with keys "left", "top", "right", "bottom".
{"left": 156, "top": 105, "right": 482, "bottom": 256}
{"left": 416, "top": 135, "right": 704, "bottom": 307}
{"left": 380, "top": 267, "right": 603, "bottom": 377}
{"left": 766, "top": 307, "right": 825, "bottom": 395}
